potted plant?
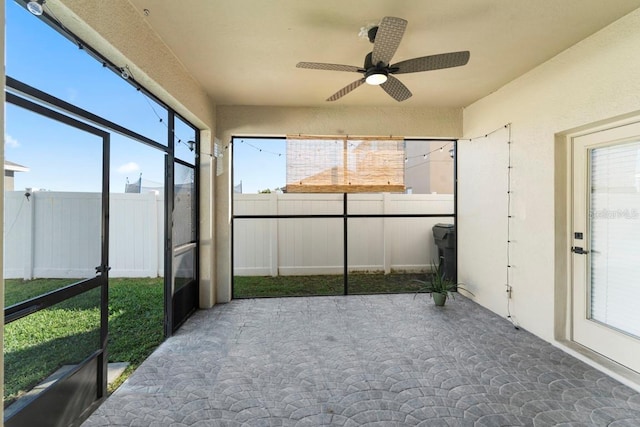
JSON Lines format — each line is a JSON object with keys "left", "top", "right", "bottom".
{"left": 414, "top": 259, "right": 473, "bottom": 306}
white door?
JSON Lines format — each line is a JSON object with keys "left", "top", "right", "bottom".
{"left": 572, "top": 121, "right": 640, "bottom": 373}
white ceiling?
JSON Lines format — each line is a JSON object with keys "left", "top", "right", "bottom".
{"left": 126, "top": 0, "right": 640, "bottom": 108}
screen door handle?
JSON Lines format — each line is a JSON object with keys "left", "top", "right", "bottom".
{"left": 95, "top": 264, "right": 111, "bottom": 274}
{"left": 571, "top": 246, "right": 589, "bottom": 255}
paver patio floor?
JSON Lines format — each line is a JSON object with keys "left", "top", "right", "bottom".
{"left": 82, "top": 294, "right": 640, "bottom": 426}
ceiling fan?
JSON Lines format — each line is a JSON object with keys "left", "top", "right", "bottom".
{"left": 297, "top": 17, "right": 470, "bottom": 102}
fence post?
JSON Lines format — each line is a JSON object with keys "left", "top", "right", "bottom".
{"left": 269, "top": 193, "right": 279, "bottom": 276}
{"left": 23, "top": 192, "right": 35, "bottom": 280}
{"left": 383, "top": 193, "right": 392, "bottom": 274}
{"left": 147, "top": 192, "right": 159, "bottom": 277}
{"left": 157, "top": 193, "right": 165, "bottom": 277}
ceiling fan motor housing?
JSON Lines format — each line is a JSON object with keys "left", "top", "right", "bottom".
{"left": 364, "top": 52, "right": 387, "bottom": 70}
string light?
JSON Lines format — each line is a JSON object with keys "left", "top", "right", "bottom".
{"left": 237, "top": 139, "right": 283, "bottom": 157}
{"left": 118, "top": 64, "right": 198, "bottom": 152}
{"left": 404, "top": 141, "right": 454, "bottom": 161}
{"left": 27, "top": 0, "right": 45, "bottom": 16}
{"left": 504, "top": 123, "right": 518, "bottom": 329}
{"left": 235, "top": 137, "right": 455, "bottom": 168}
{"left": 120, "top": 65, "right": 131, "bottom": 80}
{"left": 25, "top": 0, "right": 200, "bottom": 156}
{"left": 459, "top": 123, "right": 517, "bottom": 328}
{"left": 460, "top": 124, "right": 509, "bottom": 142}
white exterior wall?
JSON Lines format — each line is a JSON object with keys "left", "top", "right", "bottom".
{"left": 459, "top": 7, "right": 640, "bottom": 351}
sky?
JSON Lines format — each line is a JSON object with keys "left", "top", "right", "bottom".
{"left": 4, "top": 0, "right": 196, "bottom": 193}
{"left": 4, "top": 0, "right": 284, "bottom": 194}
{"left": 232, "top": 138, "right": 286, "bottom": 193}
{"left": 4, "top": 1, "right": 443, "bottom": 195}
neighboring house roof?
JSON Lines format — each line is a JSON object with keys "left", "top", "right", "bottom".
{"left": 4, "top": 160, "right": 29, "bottom": 173}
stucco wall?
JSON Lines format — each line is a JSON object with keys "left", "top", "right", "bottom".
{"left": 459, "top": 7, "right": 640, "bottom": 345}
{"left": 55, "top": 0, "right": 217, "bottom": 307}
{"left": 215, "top": 105, "right": 462, "bottom": 302}
{"left": 55, "top": 0, "right": 214, "bottom": 130}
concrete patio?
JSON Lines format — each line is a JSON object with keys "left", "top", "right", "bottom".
{"left": 82, "top": 294, "right": 640, "bottom": 426}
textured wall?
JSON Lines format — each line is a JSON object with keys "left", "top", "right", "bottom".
{"left": 215, "top": 105, "right": 462, "bottom": 302}
{"left": 55, "top": 0, "right": 214, "bottom": 129}
{"left": 459, "top": 7, "right": 640, "bottom": 348}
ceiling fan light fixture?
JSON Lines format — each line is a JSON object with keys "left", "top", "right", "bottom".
{"left": 365, "top": 70, "right": 388, "bottom": 85}
{"left": 27, "top": 0, "right": 45, "bottom": 15}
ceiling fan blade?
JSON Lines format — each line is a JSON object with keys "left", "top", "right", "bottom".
{"left": 392, "top": 51, "right": 470, "bottom": 74}
{"left": 297, "top": 62, "right": 362, "bottom": 73}
{"left": 372, "top": 17, "right": 407, "bottom": 66}
{"left": 327, "top": 78, "right": 366, "bottom": 101}
{"left": 380, "top": 75, "right": 412, "bottom": 102}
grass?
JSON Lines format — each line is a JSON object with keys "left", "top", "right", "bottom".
{"left": 233, "top": 272, "right": 427, "bottom": 298}
{"left": 106, "top": 278, "right": 164, "bottom": 391}
{"left": 5, "top": 278, "right": 75, "bottom": 307}
{"left": 5, "top": 273, "right": 428, "bottom": 405}
{"left": 4, "top": 277, "right": 163, "bottom": 406}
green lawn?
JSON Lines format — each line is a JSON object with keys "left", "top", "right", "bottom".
{"left": 4, "top": 277, "right": 163, "bottom": 406}
{"left": 233, "top": 272, "right": 427, "bottom": 298}
{"left": 5, "top": 273, "right": 428, "bottom": 406}
{"left": 5, "top": 278, "right": 75, "bottom": 307}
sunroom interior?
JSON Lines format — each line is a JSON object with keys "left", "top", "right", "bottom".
{"left": 3, "top": 0, "right": 640, "bottom": 425}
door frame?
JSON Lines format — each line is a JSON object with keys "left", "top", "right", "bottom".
{"left": 569, "top": 119, "right": 640, "bottom": 373}
{"left": 5, "top": 75, "right": 201, "bottom": 424}
{"left": 165, "top": 125, "right": 200, "bottom": 335}
{"left": 4, "top": 92, "right": 110, "bottom": 427}
{"left": 230, "top": 136, "right": 458, "bottom": 299}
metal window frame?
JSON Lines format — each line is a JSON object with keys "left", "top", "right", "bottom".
{"left": 4, "top": 92, "right": 111, "bottom": 324}
{"left": 6, "top": 76, "right": 201, "bottom": 336}
{"left": 5, "top": 2, "right": 202, "bottom": 424}
{"left": 166, "top": 124, "right": 200, "bottom": 335}
{"left": 230, "top": 136, "right": 458, "bottom": 298}
{"left": 4, "top": 87, "right": 111, "bottom": 427}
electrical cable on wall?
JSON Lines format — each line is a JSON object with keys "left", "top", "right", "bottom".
{"left": 505, "top": 123, "right": 519, "bottom": 330}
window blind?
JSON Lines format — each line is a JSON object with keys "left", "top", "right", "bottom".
{"left": 286, "top": 135, "right": 405, "bottom": 193}
{"left": 589, "top": 140, "right": 640, "bottom": 338}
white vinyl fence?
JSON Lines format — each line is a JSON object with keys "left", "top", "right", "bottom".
{"left": 234, "top": 193, "right": 454, "bottom": 276}
{"left": 4, "top": 191, "right": 454, "bottom": 280}
{"left": 4, "top": 191, "right": 164, "bottom": 279}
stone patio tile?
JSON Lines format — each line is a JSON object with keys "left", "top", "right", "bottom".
{"left": 82, "top": 295, "right": 640, "bottom": 426}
